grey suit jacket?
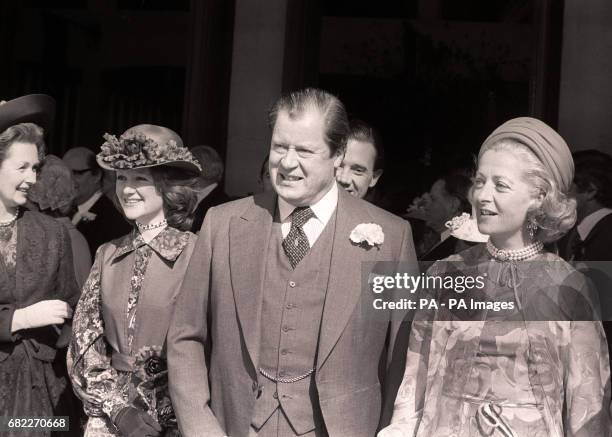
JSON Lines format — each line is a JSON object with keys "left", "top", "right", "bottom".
{"left": 167, "top": 187, "right": 418, "bottom": 437}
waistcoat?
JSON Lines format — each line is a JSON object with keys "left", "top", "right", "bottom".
{"left": 252, "top": 210, "right": 336, "bottom": 434}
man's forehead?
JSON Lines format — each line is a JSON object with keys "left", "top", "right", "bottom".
{"left": 275, "top": 105, "right": 325, "bottom": 125}
{"left": 345, "top": 139, "right": 377, "bottom": 168}
{"left": 63, "top": 147, "right": 95, "bottom": 171}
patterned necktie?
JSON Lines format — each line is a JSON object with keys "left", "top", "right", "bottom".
{"left": 282, "top": 206, "right": 315, "bottom": 269}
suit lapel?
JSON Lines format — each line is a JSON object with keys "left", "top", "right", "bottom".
{"left": 229, "top": 192, "right": 276, "bottom": 369}
{"left": 317, "top": 189, "right": 378, "bottom": 369}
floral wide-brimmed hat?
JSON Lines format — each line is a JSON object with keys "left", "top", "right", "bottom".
{"left": 96, "top": 124, "right": 201, "bottom": 173}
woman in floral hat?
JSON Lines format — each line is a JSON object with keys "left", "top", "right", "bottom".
{"left": 68, "top": 124, "right": 203, "bottom": 437}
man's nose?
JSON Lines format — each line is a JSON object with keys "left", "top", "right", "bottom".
{"left": 336, "top": 167, "right": 351, "bottom": 187}
{"left": 280, "top": 148, "right": 299, "bottom": 168}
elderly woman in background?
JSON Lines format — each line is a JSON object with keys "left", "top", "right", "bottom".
{"left": 68, "top": 124, "right": 202, "bottom": 437}
{"left": 380, "top": 118, "right": 611, "bottom": 437}
{"left": 0, "top": 95, "right": 79, "bottom": 435}
{"left": 28, "top": 154, "right": 92, "bottom": 288}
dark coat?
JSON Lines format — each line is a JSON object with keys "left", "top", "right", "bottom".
{"left": 0, "top": 211, "right": 80, "bottom": 435}
{"left": 559, "top": 213, "right": 612, "bottom": 262}
{"left": 190, "top": 185, "right": 231, "bottom": 233}
{"left": 76, "top": 194, "right": 132, "bottom": 253}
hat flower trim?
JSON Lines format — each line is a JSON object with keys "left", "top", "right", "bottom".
{"left": 98, "top": 132, "right": 201, "bottom": 171}
{"left": 350, "top": 223, "right": 384, "bottom": 249}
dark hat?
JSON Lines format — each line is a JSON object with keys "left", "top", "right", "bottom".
{"left": 0, "top": 94, "right": 56, "bottom": 135}
{"left": 96, "top": 124, "right": 201, "bottom": 173}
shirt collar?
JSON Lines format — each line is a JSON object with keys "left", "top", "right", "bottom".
{"left": 440, "top": 228, "right": 452, "bottom": 242}
{"left": 199, "top": 182, "right": 218, "bottom": 200}
{"left": 78, "top": 190, "right": 103, "bottom": 214}
{"left": 278, "top": 182, "right": 338, "bottom": 225}
{"left": 113, "top": 226, "right": 191, "bottom": 261}
{"left": 577, "top": 207, "right": 612, "bottom": 240}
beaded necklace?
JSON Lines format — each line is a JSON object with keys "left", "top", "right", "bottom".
{"left": 136, "top": 219, "right": 168, "bottom": 231}
{"left": 486, "top": 239, "right": 543, "bottom": 262}
{"left": 0, "top": 208, "right": 19, "bottom": 227}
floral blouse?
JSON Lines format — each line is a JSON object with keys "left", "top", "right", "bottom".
{"left": 68, "top": 227, "right": 193, "bottom": 436}
{"left": 0, "top": 222, "right": 17, "bottom": 283}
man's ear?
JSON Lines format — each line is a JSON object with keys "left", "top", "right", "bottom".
{"left": 448, "top": 196, "right": 461, "bottom": 215}
{"left": 584, "top": 182, "right": 598, "bottom": 201}
{"left": 369, "top": 169, "right": 383, "bottom": 188}
{"left": 333, "top": 148, "right": 345, "bottom": 168}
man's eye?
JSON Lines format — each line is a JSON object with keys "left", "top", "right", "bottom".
{"left": 117, "top": 175, "right": 126, "bottom": 181}
{"left": 473, "top": 179, "right": 484, "bottom": 187}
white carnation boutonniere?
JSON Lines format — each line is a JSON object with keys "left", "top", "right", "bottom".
{"left": 350, "top": 223, "right": 384, "bottom": 249}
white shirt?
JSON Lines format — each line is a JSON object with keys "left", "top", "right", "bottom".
{"left": 72, "top": 190, "right": 103, "bottom": 225}
{"left": 439, "top": 228, "right": 451, "bottom": 243}
{"left": 278, "top": 183, "right": 338, "bottom": 247}
{"left": 577, "top": 208, "right": 612, "bottom": 240}
{"left": 199, "top": 182, "right": 218, "bottom": 201}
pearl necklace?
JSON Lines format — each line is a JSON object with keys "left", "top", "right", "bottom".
{"left": 0, "top": 208, "right": 19, "bottom": 227}
{"left": 486, "top": 239, "right": 543, "bottom": 262}
{"left": 136, "top": 219, "right": 168, "bottom": 231}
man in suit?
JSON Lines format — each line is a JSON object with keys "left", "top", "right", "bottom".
{"left": 559, "top": 150, "right": 612, "bottom": 262}
{"left": 62, "top": 147, "right": 131, "bottom": 252}
{"left": 336, "top": 119, "right": 384, "bottom": 201}
{"left": 406, "top": 170, "right": 473, "bottom": 261}
{"left": 168, "top": 88, "right": 418, "bottom": 437}
{"left": 190, "top": 145, "right": 231, "bottom": 233}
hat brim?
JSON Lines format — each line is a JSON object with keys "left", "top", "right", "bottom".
{"left": 0, "top": 94, "right": 56, "bottom": 134}
{"left": 96, "top": 156, "right": 201, "bottom": 174}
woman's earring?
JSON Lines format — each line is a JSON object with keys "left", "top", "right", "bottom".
{"left": 527, "top": 217, "right": 538, "bottom": 240}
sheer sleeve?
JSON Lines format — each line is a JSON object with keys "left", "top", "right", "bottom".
{"left": 378, "top": 315, "right": 435, "bottom": 437}
{"left": 564, "top": 320, "right": 612, "bottom": 436}
{"left": 67, "top": 247, "right": 128, "bottom": 422}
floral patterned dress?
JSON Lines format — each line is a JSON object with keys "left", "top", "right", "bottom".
{"left": 380, "top": 244, "right": 612, "bottom": 437}
{"left": 68, "top": 227, "right": 196, "bottom": 437}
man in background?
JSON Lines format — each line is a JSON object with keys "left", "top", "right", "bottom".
{"left": 335, "top": 119, "right": 384, "bottom": 202}
{"left": 560, "top": 149, "right": 612, "bottom": 262}
{"left": 62, "top": 147, "right": 130, "bottom": 253}
{"left": 190, "top": 145, "right": 230, "bottom": 232}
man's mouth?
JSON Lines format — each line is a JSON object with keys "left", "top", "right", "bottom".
{"left": 280, "top": 173, "right": 303, "bottom": 183}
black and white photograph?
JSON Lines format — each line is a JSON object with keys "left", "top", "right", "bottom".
{"left": 1, "top": 1, "right": 612, "bottom": 436}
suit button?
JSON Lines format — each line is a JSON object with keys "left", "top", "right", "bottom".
{"left": 282, "top": 325, "right": 290, "bottom": 332}
{"left": 278, "top": 371, "right": 286, "bottom": 377}
{"left": 273, "top": 391, "right": 278, "bottom": 399}
{"left": 289, "top": 281, "right": 296, "bottom": 288}
{"left": 281, "top": 349, "right": 289, "bottom": 355}
{"left": 286, "top": 303, "right": 293, "bottom": 309}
